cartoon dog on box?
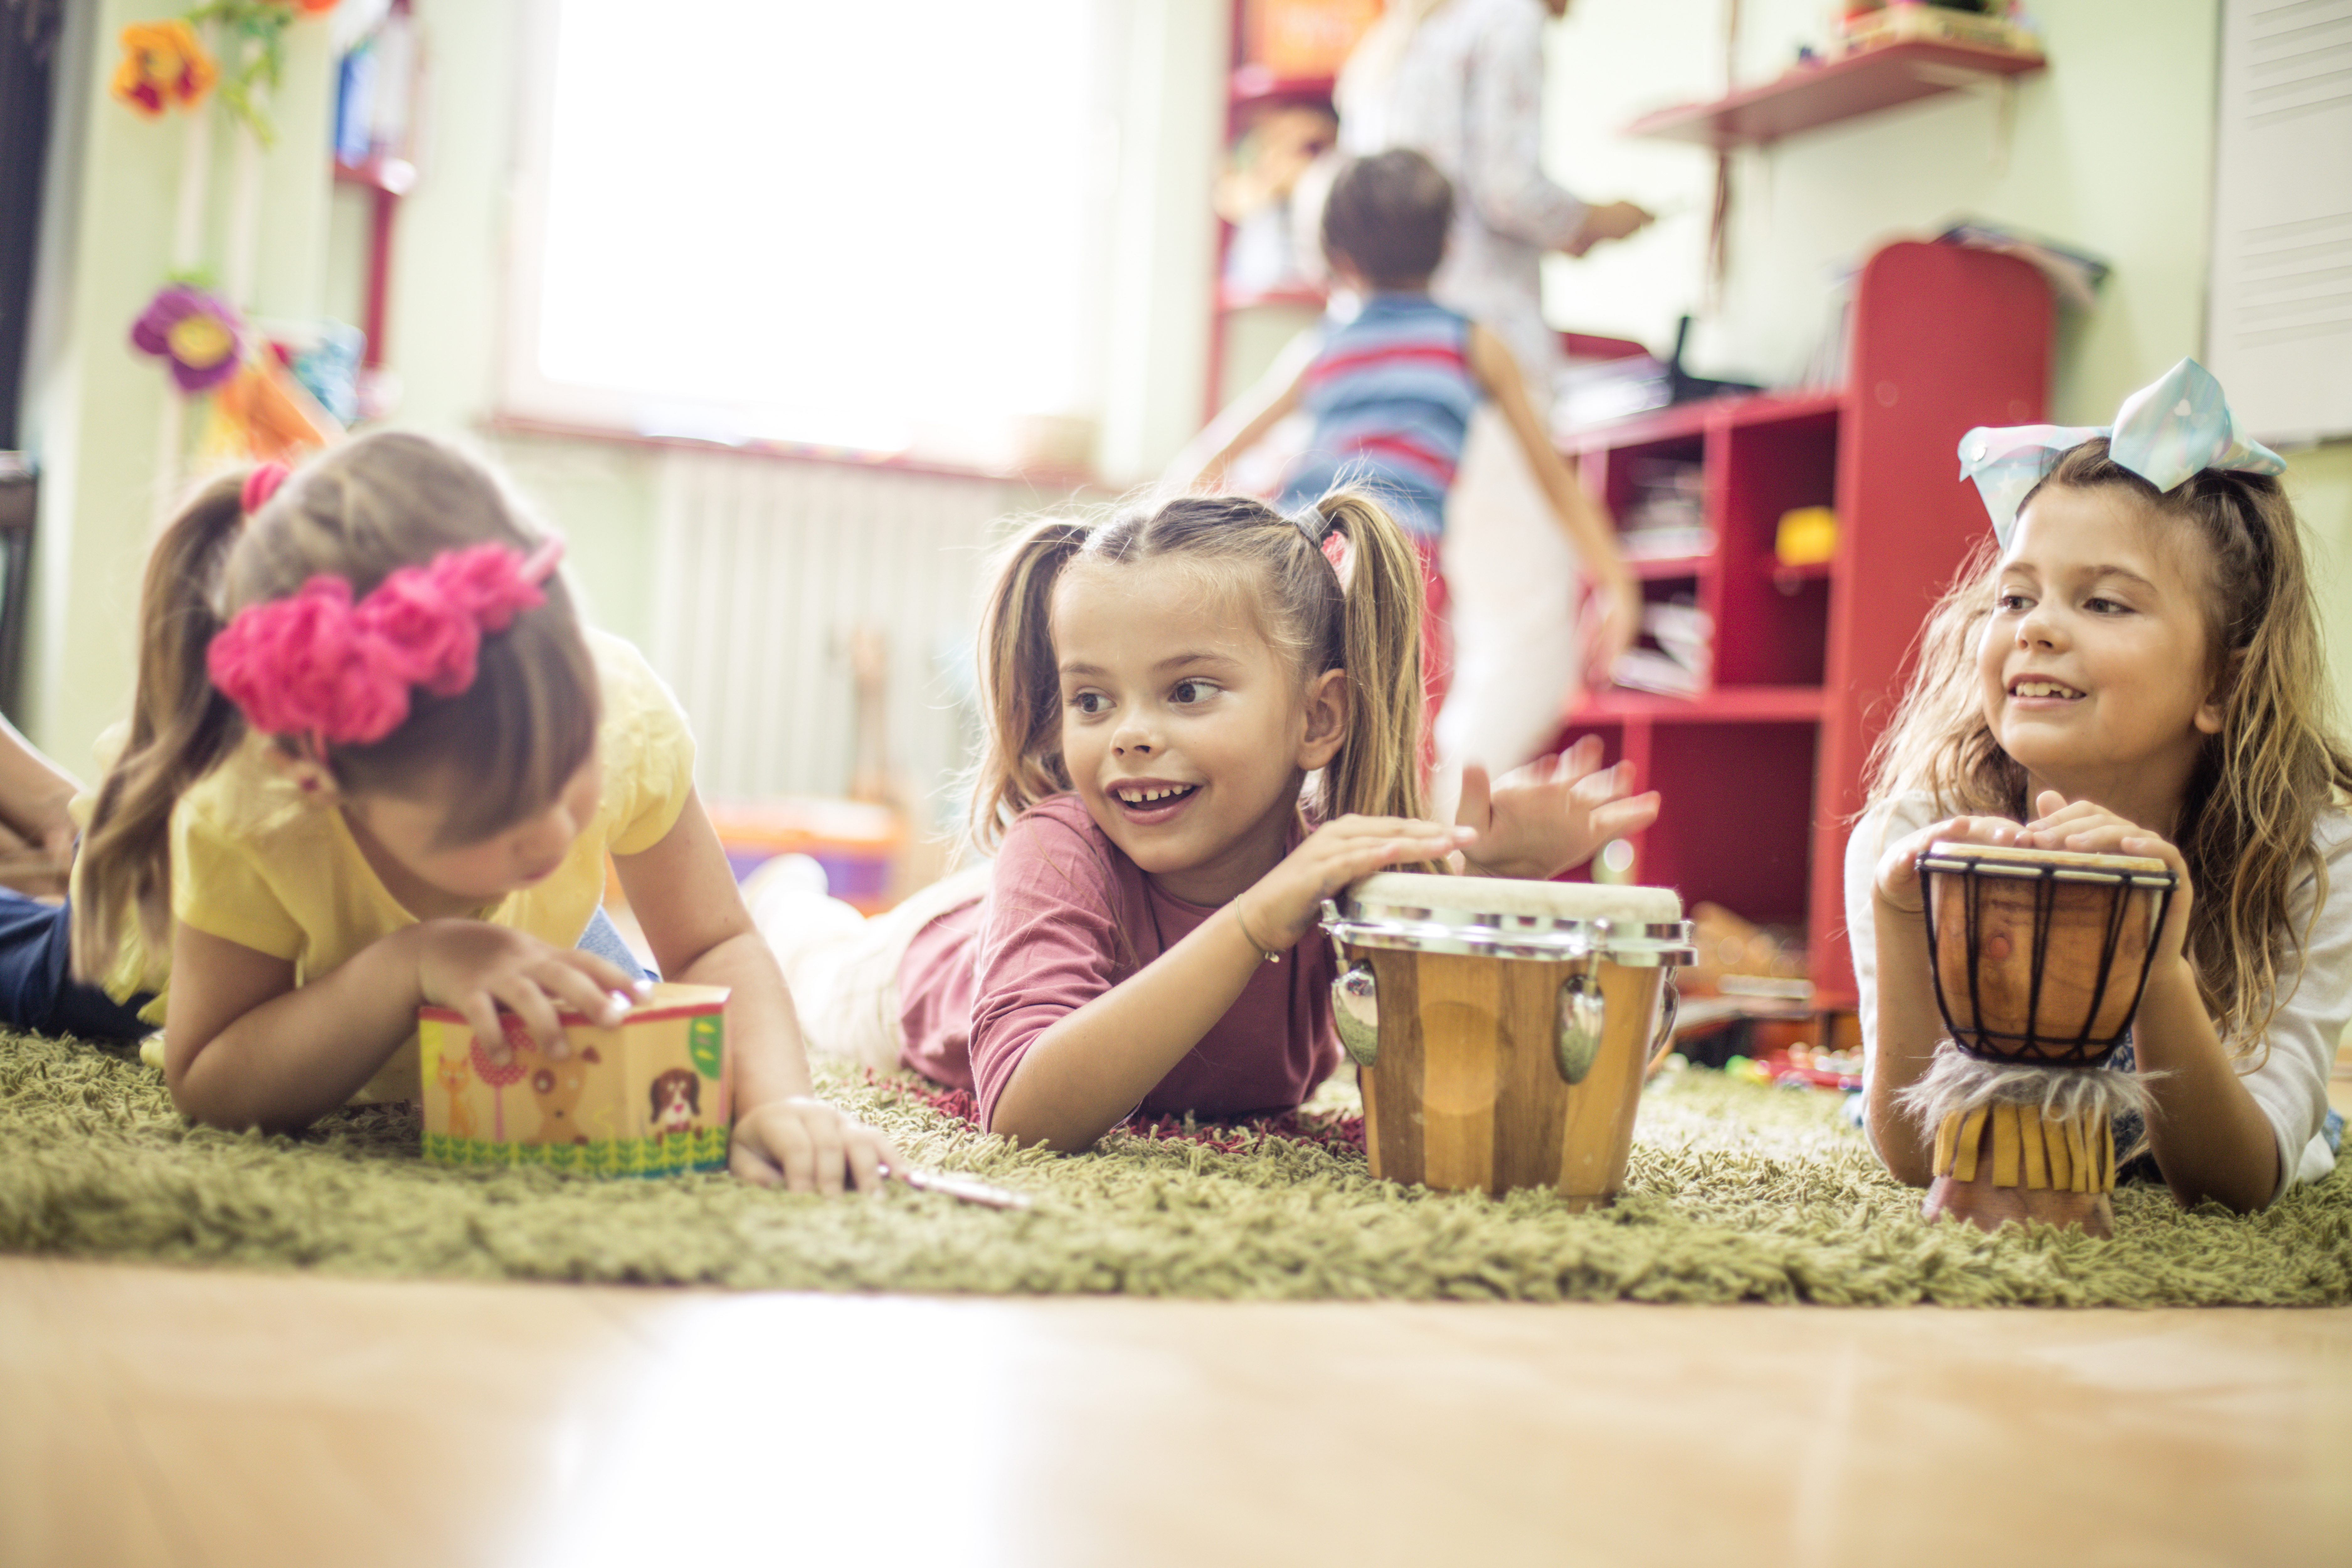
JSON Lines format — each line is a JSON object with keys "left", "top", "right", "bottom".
{"left": 649, "top": 1067, "right": 701, "bottom": 1136}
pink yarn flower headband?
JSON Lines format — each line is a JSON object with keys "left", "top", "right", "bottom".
{"left": 208, "top": 469, "right": 565, "bottom": 748}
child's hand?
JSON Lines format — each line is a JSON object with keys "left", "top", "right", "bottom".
{"left": 2020, "top": 790, "right": 2196, "bottom": 966}
{"left": 1232, "top": 815, "right": 1476, "bottom": 951}
{"left": 1871, "top": 813, "right": 2026, "bottom": 916}
{"left": 1566, "top": 199, "right": 1654, "bottom": 255}
{"left": 731, "top": 1095, "right": 902, "bottom": 1195}
{"left": 1454, "top": 737, "right": 1661, "bottom": 880}
{"left": 413, "top": 919, "right": 645, "bottom": 1063}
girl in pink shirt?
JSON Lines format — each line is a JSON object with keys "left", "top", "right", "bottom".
{"left": 866, "top": 489, "right": 1659, "bottom": 1149}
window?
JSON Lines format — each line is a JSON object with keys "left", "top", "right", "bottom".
{"left": 506, "top": 0, "right": 1104, "bottom": 464}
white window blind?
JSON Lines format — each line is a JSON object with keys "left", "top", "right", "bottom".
{"left": 2207, "top": 0, "right": 2352, "bottom": 445}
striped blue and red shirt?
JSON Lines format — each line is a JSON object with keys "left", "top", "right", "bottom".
{"left": 1279, "top": 293, "right": 1478, "bottom": 539}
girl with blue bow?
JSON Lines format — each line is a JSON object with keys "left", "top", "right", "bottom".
{"left": 1850, "top": 359, "right": 2349, "bottom": 1215}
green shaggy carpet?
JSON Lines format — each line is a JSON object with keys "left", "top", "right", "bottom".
{"left": 3, "top": 1028, "right": 2346, "bottom": 1305}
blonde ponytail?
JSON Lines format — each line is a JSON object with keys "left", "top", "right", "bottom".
{"left": 968, "top": 516, "right": 1090, "bottom": 850}
{"left": 72, "top": 473, "right": 249, "bottom": 980}
{"left": 1309, "top": 490, "right": 1426, "bottom": 827}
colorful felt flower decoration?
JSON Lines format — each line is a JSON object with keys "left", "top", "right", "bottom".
{"left": 130, "top": 283, "right": 246, "bottom": 394}
{"left": 111, "top": 21, "right": 219, "bottom": 117}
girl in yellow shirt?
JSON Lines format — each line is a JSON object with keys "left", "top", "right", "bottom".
{"left": 72, "top": 431, "right": 897, "bottom": 1194}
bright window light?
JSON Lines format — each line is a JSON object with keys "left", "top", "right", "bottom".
{"left": 524, "top": 0, "right": 1098, "bottom": 460}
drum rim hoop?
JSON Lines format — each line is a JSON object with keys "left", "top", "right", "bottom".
{"left": 1917, "top": 852, "right": 2175, "bottom": 888}
{"left": 1324, "top": 914, "right": 1697, "bottom": 965}
{"left": 1339, "top": 871, "right": 1683, "bottom": 925}
{"left": 1918, "top": 841, "right": 2174, "bottom": 880}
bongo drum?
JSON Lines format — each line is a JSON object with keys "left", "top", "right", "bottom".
{"left": 1908, "top": 841, "right": 2177, "bottom": 1237}
{"left": 1321, "top": 873, "right": 1693, "bottom": 1206}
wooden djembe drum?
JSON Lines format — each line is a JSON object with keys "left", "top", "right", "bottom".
{"left": 1321, "top": 873, "right": 1694, "bottom": 1206}
{"left": 1906, "top": 842, "right": 2176, "bottom": 1238}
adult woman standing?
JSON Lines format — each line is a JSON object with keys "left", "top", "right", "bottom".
{"left": 1334, "top": 0, "right": 1651, "bottom": 818}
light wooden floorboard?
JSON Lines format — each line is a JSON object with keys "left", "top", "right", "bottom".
{"left": 5, "top": 1255, "right": 2349, "bottom": 1568}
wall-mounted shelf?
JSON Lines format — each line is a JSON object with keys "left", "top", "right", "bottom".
{"left": 1626, "top": 39, "right": 2045, "bottom": 150}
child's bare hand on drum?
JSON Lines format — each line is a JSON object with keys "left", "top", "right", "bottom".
{"left": 1453, "top": 737, "right": 1661, "bottom": 880}
{"left": 2020, "top": 790, "right": 2196, "bottom": 963}
{"left": 1233, "top": 815, "right": 1475, "bottom": 951}
{"left": 1872, "top": 813, "right": 2031, "bottom": 915}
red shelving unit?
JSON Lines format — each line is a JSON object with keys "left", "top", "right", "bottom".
{"left": 1555, "top": 240, "right": 2052, "bottom": 1007}
{"left": 1626, "top": 38, "right": 2045, "bottom": 150}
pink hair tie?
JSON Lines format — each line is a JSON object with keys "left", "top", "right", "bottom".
{"left": 206, "top": 534, "right": 567, "bottom": 747}
{"left": 241, "top": 461, "right": 291, "bottom": 516}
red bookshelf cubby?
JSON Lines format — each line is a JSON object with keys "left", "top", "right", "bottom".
{"left": 1556, "top": 240, "right": 2052, "bottom": 1005}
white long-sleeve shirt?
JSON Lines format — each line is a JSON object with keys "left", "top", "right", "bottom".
{"left": 1338, "top": 0, "right": 1588, "bottom": 386}
{"left": 1844, "top": 792, "right": 2349, "bottom": 1204}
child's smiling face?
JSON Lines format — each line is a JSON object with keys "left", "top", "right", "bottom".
{"left": 1052, "top": 555, "right": 1345, "bottom": 905}
{"left": 1976, "top": 484, "right": 2225, "bottom": 825}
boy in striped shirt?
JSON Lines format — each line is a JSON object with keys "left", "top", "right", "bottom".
{"left": 1193, "top": 150, "right": 1637, "bottom": 789}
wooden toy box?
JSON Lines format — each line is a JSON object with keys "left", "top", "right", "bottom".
{"left": 419, "top": 983, "right": 731, "bottom": 1176}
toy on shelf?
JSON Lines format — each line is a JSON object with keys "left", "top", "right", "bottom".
{"left": 1216, "top": 101, "right": 1336, "bottom": 298}
{"left": 1773, "top": 506, "right": 1838, "bottom": 567}
{"left": 419, "top": 983, "right": 731, "bottom": 1177}
{"left": 1837, "top": 2, "right": 2041, "bottom": 59}
{"left": 1243, "top": 0, "right": 1381, "bottom": 78}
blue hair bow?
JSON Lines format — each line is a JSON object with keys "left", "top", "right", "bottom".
{"left": 1957, "top": 358, "right": 2286, "bottom": 548}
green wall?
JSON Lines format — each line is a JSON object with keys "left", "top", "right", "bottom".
{"left": 21, "top": 1, "right": 337, "bottom": 772}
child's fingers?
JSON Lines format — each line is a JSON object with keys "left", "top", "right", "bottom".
{"left": 751, "top": 1104, "right": 817, "bottom": 1191}
{"left": 1454, "top": 761, "right": 1492, "bottom": 831}
{"left": 848, "top": 1127, "right": 897, "bottom": 1195}
{"left": 799, "top": 1106, "right": 848, "bottom": 1197}
{"left": 488, "top": 974, "right": 567, "bottom": 1059}
{"left": 539, "top": 953, "right": 634, "bottom": 1026}
{"left": 2024, "top": 805, "right": 2105, "bottom": 837}
{"left": 729, "top": 1135, "right": 782, "bottom": 1187}
{"left": 1568, "top": 760, "right": 1637, "bottom": 808}
{"left": 459, "top": 996, "right": 509, "bottom": 1065}
{"left": 1556, "top": 734, "right": 1606, "bottom": 783}
{"left": 558, "top": 946, "right": 648, "bottom": 1001}
{"left": 1586, "top": 792, "right": 1661, "bottom": 844}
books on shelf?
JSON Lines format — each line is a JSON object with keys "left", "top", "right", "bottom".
{"left": 1621, "top": 527, "right": 1715, "bottom": 561}
{"left": 1618, "top": 456, "right": 1713, "bottom": 561}
{"left": 1610, "top": 601, "right": 1712, "bottom": 699}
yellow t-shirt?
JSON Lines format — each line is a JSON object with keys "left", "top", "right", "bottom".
{"left": 126, "top": 630, "right": 695, "bottom": 1105}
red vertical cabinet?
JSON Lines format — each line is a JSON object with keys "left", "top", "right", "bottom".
{"left": 1556, "top": 240, "right": 2052, "bottom": 1005}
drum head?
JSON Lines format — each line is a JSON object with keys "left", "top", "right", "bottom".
{"left": 1922, "top": 841, "right": 2171, "bottom": 882}
{"left": 1342, "top": 871, "right": 1682, "bottom": 925}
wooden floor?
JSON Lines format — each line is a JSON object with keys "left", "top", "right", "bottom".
{"left": 5, "top": 1253, "right": 2349, "bottom": 1568}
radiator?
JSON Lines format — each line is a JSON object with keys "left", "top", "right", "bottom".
{"left": 647, "top": 448, "right": 1021, "bottom": 822}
